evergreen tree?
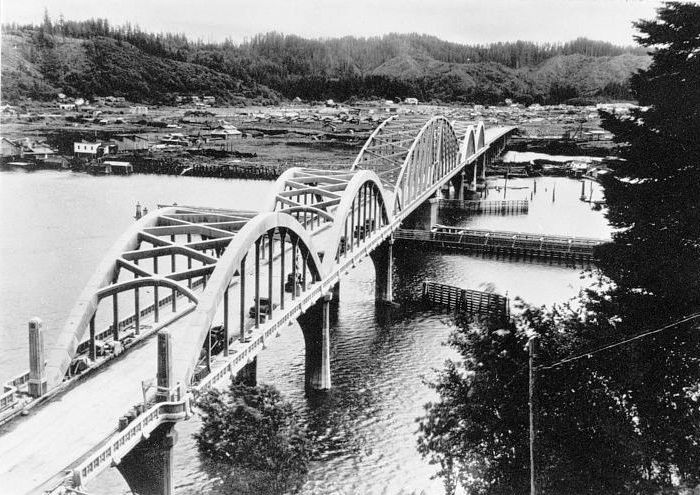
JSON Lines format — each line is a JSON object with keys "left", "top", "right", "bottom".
{"left": 597, "top": 1, "right": 700, "bottom": 314}
{"left": 195, "top": 379, "right": 311, "bottom": 494}
{"left": 419, "top": 3, "right": 700, "bottom": 493}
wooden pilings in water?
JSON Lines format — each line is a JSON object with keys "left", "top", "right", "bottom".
{"left": 395, "top": 227, "right": 604, "bottom": 266}
{"left": 437, "top": 198, "right": 529, "bottom": 215}
{"left": 421, "top": 281, "right": 509, "bottom": 320}
{"left": 119, "top": 155, "right": 281, "bottom": 180}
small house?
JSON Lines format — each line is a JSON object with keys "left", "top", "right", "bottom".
{"left": 1, "top": 137, "right": 22, "bottom": 158}
{"left": 210, "top": 124, "right": 242, "bottom": 140}
{"left": 74, "top": 142, "right": 114, "bottom": 158}
{"left": 129, "top": 106, "right": 149, "bottom": 115}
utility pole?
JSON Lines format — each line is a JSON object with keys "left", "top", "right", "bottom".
{"left": 529, "top": 336, "right": 537, "bottom": 495}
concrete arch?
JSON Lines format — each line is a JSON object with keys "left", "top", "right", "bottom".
{"left": 393, "top": 116, "right": 459, "bottom": 214}
{"left": 476, "top": 121, "right": 486, "bottom": 150}
{"left": 265, "top": 167, "right": 305, "bottom": 211}
{"left": 351, "top": 115, "right": 398, "bottom": 170}
{"left": 458, "top": 126, "right": 476, "bottom": 163}
{"left": 45, "top": 207, "right": 180, "bottom": 389}
{"left": 96, "top": 277, "right": 199, "bottom": 303}
{"left": 321, "top": 170, "right": 393, "bottom": 273}
{"left": 279, "top": 205, "right": 335, "bottom": 221}
{"left": 174, "top": 211, "right": 325, "bottom": 386}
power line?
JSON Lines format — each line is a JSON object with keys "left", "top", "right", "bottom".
{"left": 536, "top": 312, "right": 700, "bottom": 372}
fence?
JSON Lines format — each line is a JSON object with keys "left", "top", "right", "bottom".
{"left": 395, "top": 226, "right": 605, "bottom": 264}
{"left": 422, "top": 281, "right": 509, "bottom": 320}
{"left": 438, "top": 199, "right": 529, "bottom": 215}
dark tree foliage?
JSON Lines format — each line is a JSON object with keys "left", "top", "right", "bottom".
{"left": 591, "top": 2, "right": 700, "bottom": 485}
{"left": 597, "top": 1, "right": 700, "bottom": 312}
{"left": 420, "top": 296, "right": 700, "bottom": 494}
{"left": 418, "top": 302, "right": 684, "bottom": 495}
{"left": 195, "top": 379, "right": 311, "bottom": 494}
{"left": 419, "top": 3, "right": 700, "bottom": 494}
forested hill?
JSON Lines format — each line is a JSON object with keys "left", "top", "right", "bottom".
{"left": 1, "top": 18, "right": 651, "bottom": 105}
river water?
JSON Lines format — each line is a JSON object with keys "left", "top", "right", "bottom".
{"left": 0, "top": 170, "right": 609, "bottom": 494}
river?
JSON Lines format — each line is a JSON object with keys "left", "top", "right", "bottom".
{"left": 0, "top": 170, "right": 609, "bottom": 494}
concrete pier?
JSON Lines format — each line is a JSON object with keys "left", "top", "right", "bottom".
{"left": 236, "top": 356, "right": 258, "bottom": 386}
{"left": 28, "top": 318, "right": 47, "bottom": 398}
{"left": 402, "top": 197, "right": 439, "bottom": 230}
{"left": 156, "top": 330, "right": 174, "bottom": 403}
{"left": 297, "top": 292, "right": 332, "bottom": 390}
{"left": 117, "top": 422, "right": 177, "bottom": 495}
{"left": 370, "top": 237, "right": 394, "bottom": 303}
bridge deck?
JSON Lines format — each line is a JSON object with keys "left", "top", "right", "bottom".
{"left": 484, "top": 126, "right": 516, "bottom": 144}
{"left": 0, "top": 223, "right": 334, "bottom": 495}
{"left": 0, "top": 119, "right": 515, "bottom": 494}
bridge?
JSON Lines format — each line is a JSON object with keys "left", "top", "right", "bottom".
{"left": 0, "top": 115, "right": 515, "bottom": 495}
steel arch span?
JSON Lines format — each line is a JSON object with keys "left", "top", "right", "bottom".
{"left": 45, "top": 205, "right": 259, "bottom": 388}
{"left": 173, "top": 211, "right": 325, "bottom": 386}
{"left": 3, "top": 113, "right": 522, "bottom": 495}
{"left": 44, "top": 114, "right": 498, "bottom": 392}
{"left": 350, "top": 115, "right": 462, "bottom": 215}
{"left": 320, "top": 170, "right": 393, "bottom": 273}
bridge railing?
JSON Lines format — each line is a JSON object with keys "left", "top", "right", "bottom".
{"left": 0, "top": 370, "right": 33, "bottom": 416}
{"left": 45, "top": 399, "right": 189, "bottom": 493}
{"left": 195, "top": 220, "right": 397, "bottom": 392}
{"left": 195, "top": 280, "right": 326, "bottom": 391}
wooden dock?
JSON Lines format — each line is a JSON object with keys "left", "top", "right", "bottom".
{"left": 422, "top": 281, "right": 509, "bottom": 320}
{"left": 437, "top": 198, "right": 529, "bottom": 214}
{"left": 395, "top": 226, "right": 606, "bottom": 264}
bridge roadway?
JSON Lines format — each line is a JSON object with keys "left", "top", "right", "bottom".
{"left": 0, "top": 116, "right": 514, "bottom": 494}
{"left": 0, "top": 222, "right": 334, "bottom": 494}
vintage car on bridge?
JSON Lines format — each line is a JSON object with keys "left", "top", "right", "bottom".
{"left": 284, "top": 272, "right": 302, "bottom": 295}
{"left": 249, "top": 297, "right": 278, "bottom": 323}
{"left": 353, "top": 219, "right": 376, "bottom": 239}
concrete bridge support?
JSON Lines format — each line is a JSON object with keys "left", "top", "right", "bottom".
{"left": 470, "top": 161, "right": 478, "bottom": 191}
{"left": 370, "top": 237, "right": 394, "bottom": 303}
{"left": 450, "top": 172, "right": 465, "bottom": 201}
{"left": 117, "top": 330, "right": 178, "bottom": 495}
{"left": 236, "top": 356, "right": 257, "bottom": 386}
{"left": 402, "top": 197, "right": 438, "bottom": 230}
{"left": 297, "top": 292, "right": 332, "bottom": 391}
{"left": 117, "top": 422, "right": 177, "bottom": 495}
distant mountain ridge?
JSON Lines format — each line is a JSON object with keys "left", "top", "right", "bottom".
{"left": 0, "top": 20, "right": 651, "bottom": 105}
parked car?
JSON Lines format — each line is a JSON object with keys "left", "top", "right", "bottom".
{"left": 249, "top": 297, "right": 278, "bottom": 323}
{"left": 284, "top": 273, "right": 302, "bottom": 295}
{"left": 353, "top": 219, "right": 376, "bottom": 239}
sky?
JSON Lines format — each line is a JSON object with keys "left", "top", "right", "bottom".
{"left": 1, "top": 0, "right": 664, "bottom": 46}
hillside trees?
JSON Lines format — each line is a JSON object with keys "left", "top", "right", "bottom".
{"left": 2, "top": 13, "right": 649, "bottom": 104}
